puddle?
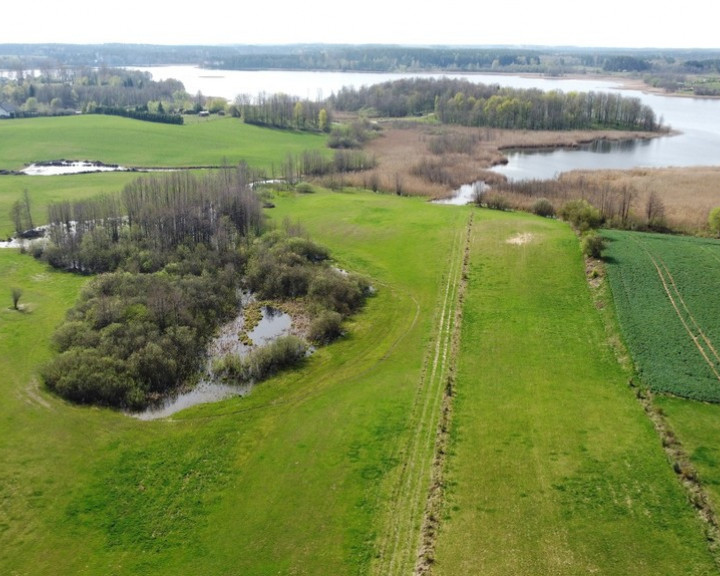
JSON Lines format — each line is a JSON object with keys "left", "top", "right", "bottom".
{"left": 133, "top": 380, "right": 252, "bottom": 421}
{"left": 131, "top": 304, "right": 292, "bottom": 420}
{"left": 433, "top": 181, "right": 486, "bottom": 205}
{"left": 21, "top": 160, "right": 127, "bottom": 176}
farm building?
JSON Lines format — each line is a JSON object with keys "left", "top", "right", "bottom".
{"left": 0, "top": 102, "right": 19, "bottom": 118}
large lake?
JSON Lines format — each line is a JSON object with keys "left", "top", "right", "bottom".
{"left": 132, "top": 66, "right": 720, "bottom": 179}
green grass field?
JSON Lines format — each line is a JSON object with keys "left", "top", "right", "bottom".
{"left": 0, "top": 114, "right": 328, "bottom": 236}
{"left": 431, "top": 215, "right": 716, "bottom": 575}
{"left": 603, "top": 229, "right": 720, "bottom": 402}
{"left": 2, "top": 114, "right": 719, "bottom": 575}
{"left": 0, "top": 190, "right": 470, "bottom": 575}
{"left": 0, "top": 114, "right": 328, "bottom": 171}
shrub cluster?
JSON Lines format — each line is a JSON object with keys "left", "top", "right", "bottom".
{"left": 212, "top": 335, "right": 308, "bottom": 383}
{"left": 42, "top": 268, "right": 237, "bottom": 409}
{"left": 245, "top": 231, "right": 369, "bottom": 319}
{"left": 92, "top": 105, "right": 183, "bottom": 124}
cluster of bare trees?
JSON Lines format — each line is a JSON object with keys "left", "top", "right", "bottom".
{"left": 42, "top": 165, "right": 264, "bottom": 273}
{"left": 492, "top": 176, "right": 667, "bottom": 230}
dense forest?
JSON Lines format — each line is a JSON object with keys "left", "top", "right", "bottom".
{"left": 35, "top": 167, "right": 369, "bottom": 409}
{"left": 330, "top": 77, "right": 660, "bottom": 131}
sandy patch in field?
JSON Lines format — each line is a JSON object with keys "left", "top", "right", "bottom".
{"left": 507, "top": 232, "right": 534, "bottom": 245}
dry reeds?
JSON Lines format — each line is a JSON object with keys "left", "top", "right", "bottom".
{"left": 319, "top": 117, "right": 720, "bottom": 233}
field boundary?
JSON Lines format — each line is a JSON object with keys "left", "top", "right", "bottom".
{"left": 414, "top": 213, "right": 472, "bottom": 576}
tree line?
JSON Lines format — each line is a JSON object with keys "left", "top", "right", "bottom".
{"left": 0, "top": 67, "right": 187, "bottom": 116}
{"left": 238, "top": 92, "right": 330, "bottom": 131}
{"left": 330, "top": 77, "right": 660, "bottom": 131}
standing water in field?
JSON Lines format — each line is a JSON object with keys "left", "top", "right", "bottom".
{"left": 132, "top": 304, "right": 292, "bottom": 420}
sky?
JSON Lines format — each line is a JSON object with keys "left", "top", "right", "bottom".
{"left": 3, "top": 0, "right": 719, "bottom": 50}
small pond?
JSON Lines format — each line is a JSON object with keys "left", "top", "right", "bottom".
{"left": 20, "top": 160, "right": 128, "bottom": 176}
{"left": 132, "top": 305, "right": 292, "bottom": 420}
{"left": 433, "top": 181, "right": 487, "bottom": 205}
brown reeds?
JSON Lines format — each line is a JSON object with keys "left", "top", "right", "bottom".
{"left": 328, "top": 118, "right": 720, "bottom": 234}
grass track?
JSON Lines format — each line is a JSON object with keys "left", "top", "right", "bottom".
{"left": 432, "top": 214, "right": 717, "bottom": 575}
{"left": 370, "top": 214, "right": 469, "bottom": 576}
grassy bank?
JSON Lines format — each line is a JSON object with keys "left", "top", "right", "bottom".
{"left": 432, "top": 213, "right": 717, "bottom": 574}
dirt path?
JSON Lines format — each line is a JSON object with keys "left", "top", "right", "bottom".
{"left": 371, "top": 213, "right": 472, "bottom": 576}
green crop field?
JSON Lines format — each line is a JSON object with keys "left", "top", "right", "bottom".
{"left": 603, "top": 229, "right": 720, "bottom": 402}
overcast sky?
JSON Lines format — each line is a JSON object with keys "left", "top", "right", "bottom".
{"left": 3, "top": 0, "right": 718, "bottom": 49}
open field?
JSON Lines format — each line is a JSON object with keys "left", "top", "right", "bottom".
{"left": 431, "top": 213, "right": 716, "bottom": 575}
{"left": 0, "top": 190, "right": 469, "bottom": 575}
{"left": 0, "top": 114, "right": 329, "bottom": 236}
{"left": 3, "top": 112, "right": 720, "bottom": 575}
{"left": 603, "top": 229, "right": 720, "bottom": 402}
{"left": 0, "top": 114, "right": 328, "bottom": 172}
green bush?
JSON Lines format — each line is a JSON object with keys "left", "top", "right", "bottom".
{"left": 531, "top": 198, "right": 555, "bottom": 218}
{"left": 308, "top": 310, "right": 344, "bottom": 344}
{"left": 559, "top": 199, "right": 603, "bottom": 232}
{"left": 215, "top": 335, "right": 308, "bottom": 383}
{"left": 581, "top": 231, "right": 606, "bottom": 259}
{"left": 708, "top": 206, "right": 720, "bottom": 237}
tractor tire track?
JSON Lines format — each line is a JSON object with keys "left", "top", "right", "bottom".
{"left": 371, "top": 214, "right": 470, "bottom": 576}
{"left": 632, "top": 236, "right": 720, "bottom": 382}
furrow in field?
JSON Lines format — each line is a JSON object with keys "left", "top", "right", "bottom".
{"left": 371, "top": 217, "right": 467, "bottom": 576}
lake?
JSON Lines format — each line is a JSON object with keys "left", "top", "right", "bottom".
{"left": 132, "top": 66, "right": 720, "bottom": 179}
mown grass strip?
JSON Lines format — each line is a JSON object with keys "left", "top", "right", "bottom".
{"left": 369, "top": 213, "right": 466, "bottom": 576}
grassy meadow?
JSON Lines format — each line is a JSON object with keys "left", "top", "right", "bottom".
{"left": 0, "top": 186, "right": 470, "bottom": 575}
{"left": 432, "top": 213, "right": 717, "bottom": 575}
{"left": 0, "top": 114, "right": 329, "bottom": 236}
{"left": 2, "top": 113, "right": 719, "bottom": 575}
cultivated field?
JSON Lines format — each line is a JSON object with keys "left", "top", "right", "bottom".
{"left": 604, "top": 229, "right": 720, "bottom": 402}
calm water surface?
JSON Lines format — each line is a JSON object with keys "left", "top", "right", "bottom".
{"left": 132, "top": 66, "right": 720, "bottom": 179}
